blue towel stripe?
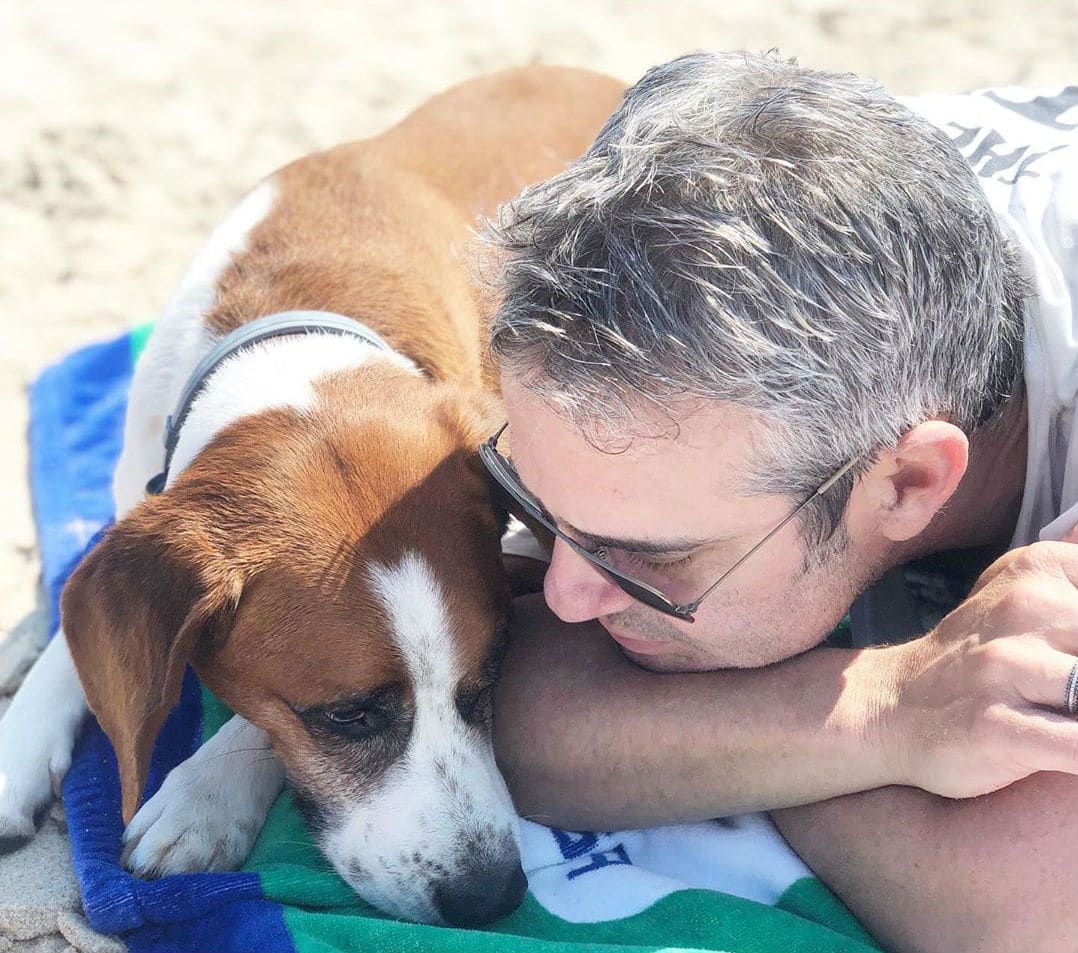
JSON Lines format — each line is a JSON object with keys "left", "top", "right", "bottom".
{"left": 29, "top": 330, "right": 296, "bottom": 952}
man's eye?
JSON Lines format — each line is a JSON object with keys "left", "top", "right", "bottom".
{"left": 607, "top": 547, "right": 689, "bottom": 569}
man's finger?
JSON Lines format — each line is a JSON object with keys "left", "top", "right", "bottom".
{"left": 1004, "top": 708, "right": 1078, "bottom": 776}
{"left": 969, "top": 540, "right": 1078, "bottom": 597}
{"left": 1008, "top": 645, "right": 1078, "bottom": 711}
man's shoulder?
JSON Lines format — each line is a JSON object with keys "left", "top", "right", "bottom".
{"left": 903, "top": 85, "right": 1076, "bottom": 242}
{"left": 903, "top": 86, "right": 1076, "bottom": 183}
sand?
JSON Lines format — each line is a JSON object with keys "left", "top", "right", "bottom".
{"left": 0, "top": 1, "right": 1074, "bottom": 948}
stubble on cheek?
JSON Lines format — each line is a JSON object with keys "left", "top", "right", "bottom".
{"left": 603, "top": 581, "right": 844, "bottom": 672}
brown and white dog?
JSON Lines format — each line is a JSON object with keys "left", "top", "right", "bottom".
{"left": 0, "top": 67, "right": 622, "bottom": 926}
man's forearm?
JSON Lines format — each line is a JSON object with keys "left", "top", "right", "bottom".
{"left": 772, "top": 773, "right": 1078, "bottom": 953}
{"left": 494, "top": 593, "right": 899, "bottom": 829}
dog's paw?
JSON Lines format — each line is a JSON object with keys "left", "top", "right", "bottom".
{"left": 0, "top": 800, "right": 41, "bottom": 856}
{"left": 122, "top": 738, "right": 281, "bottom": 877}
{"left": 0, "top": 714, "right": 73, "bottom": 854}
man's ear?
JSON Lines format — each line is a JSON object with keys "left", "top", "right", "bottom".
{"left": 870, "top": 421, "right": 969, "bottom": 542}
{"left": 60, "top": 499, "right": 241, "bottom": 824}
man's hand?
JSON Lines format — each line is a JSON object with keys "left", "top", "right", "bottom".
{"left": 880, "top": 540, "right": 1078, "bottom": 799}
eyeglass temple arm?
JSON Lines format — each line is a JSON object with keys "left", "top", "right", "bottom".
{"left": 676, "top": 457, "right": 861, "bottom": 616}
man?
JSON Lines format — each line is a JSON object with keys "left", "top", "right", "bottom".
{"left": 483, "top": 52, "right": 1078, "bottom": 952}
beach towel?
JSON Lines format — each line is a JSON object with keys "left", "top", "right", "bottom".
{"left": 27, "top": 325, "right": 882, "bottom": 953}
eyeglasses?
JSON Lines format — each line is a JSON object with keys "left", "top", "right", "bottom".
{"left": 479, "top": 423, "right": 859, "bottom": 623}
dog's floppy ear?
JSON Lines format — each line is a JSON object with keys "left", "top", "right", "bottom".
{"left": 61, "top": 498, "right": 240, "bottom": 824}
{"left": 459, "top": 391, "right": 513, "bottom": 535}
{"left": 433, "top": 386, "right": 513, "bottom": 535}
{"left": 467, "top": 452, "right": 511, "bottom": 538}
{"left": 457, "top": 393, "right": 554, "bottom": 544}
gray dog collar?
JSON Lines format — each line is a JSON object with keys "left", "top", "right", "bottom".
{"left": 145, "top": 310, "right": 394, "bottom": 495}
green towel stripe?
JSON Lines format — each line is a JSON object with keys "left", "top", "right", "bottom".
{"left": 240, "top": 770, "right": 882, "bottom": 953}
{"left": 776, "top": 877, "right": 881, "bottom": 949}
{"left": 199, "top": 684, "right": 233, "bottom": 740}
{"left": 279, "top": 886, "right": 882, "bottom": 953}
{"left": 129, "top": 322, "right": 154, "bottom": 363}
{"left": 199, "top": 644, "right": 879, "bottom": 952}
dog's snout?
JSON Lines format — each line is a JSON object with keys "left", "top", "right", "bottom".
{"left": 434, "top": 862, "right": 527, "bottom": 927}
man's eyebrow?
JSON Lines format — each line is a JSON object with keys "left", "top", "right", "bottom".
{"left": 561, "top": 522, "right": 716, "bottom": 556}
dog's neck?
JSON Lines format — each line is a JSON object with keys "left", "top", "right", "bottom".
{"left": 165, "top": 331, "right": 419, "bottom": 490}
{"left": 148, "top": 312, "right": 401, "bottom": 493}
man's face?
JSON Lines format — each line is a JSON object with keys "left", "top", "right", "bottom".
{"left": 502, "top": 377, "right": 892, "bottom": 672}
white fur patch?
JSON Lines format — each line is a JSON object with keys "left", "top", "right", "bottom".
{"left": 113, "top": 179, "right": 278, "bottom": 512}
{"left": 166, "top": 333, "right": 416, "bottom": 484}
{"left": 370, "top": 549, "right": 460, "bottom": 694}
{"left": 123, "top": 715, "right": 285, "bottom": 876}
{"left": 314, "top": 551, "right": 520, "bottom": 923}
{"left": 169, "top": 180, "right": 280, "bottom": 335}
{"left": 0, "top": 635, "right": 86, "bottom": 839}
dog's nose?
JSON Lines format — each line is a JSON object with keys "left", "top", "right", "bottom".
{"left": 434, "top": 862, "right": 527, "bottom": 927}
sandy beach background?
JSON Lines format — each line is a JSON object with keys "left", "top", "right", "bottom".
{"left": 0, "top": 1, "right": 1075, "bottom": 949}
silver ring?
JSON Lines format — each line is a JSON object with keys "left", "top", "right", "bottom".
{"left": 1067, "top": 659, "right": 1078, "bottom": 717}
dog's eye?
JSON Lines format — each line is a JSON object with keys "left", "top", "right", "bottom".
{"left": 326, "top": 705, "right": 369, "bottom": 726}
{"left": 456, "top": 683, "right": 494, "bottom": 727}
{"left": 293, "top": 683, "right": 406, "bottom": 743}
{"left": 321, "top": 704, "right": 386, "bottom": 739}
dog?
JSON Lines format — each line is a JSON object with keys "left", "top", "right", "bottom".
{"left": 0, "top": 66, "right": 623, "bottom": 926}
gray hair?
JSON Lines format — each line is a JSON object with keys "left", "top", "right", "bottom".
{"left": 486, "top": 50, "right": 1027, "bottom": 544}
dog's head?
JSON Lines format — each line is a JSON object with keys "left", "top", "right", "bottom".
{"left": 61, "top": 374, "right": 525, "bottom": 925}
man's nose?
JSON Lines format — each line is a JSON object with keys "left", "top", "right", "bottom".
{"left": 543, "top": 537, "right": 635, "bottom": 623}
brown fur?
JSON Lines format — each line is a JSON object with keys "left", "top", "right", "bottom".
{"left": 206, "top": 67, "right": 626, "bottom": 384}
{"left": 60, "top": 66, "right": 624, "bottom": 823}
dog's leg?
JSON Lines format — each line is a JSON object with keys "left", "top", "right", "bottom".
{"left": 122, "top": 714, "right": 285, "bottom": 875}
{"left": 0, "top": 638, "right": 282, "bottom": 870}
{"left": 0, "top": 634, "right": 87, "bottom": 851}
